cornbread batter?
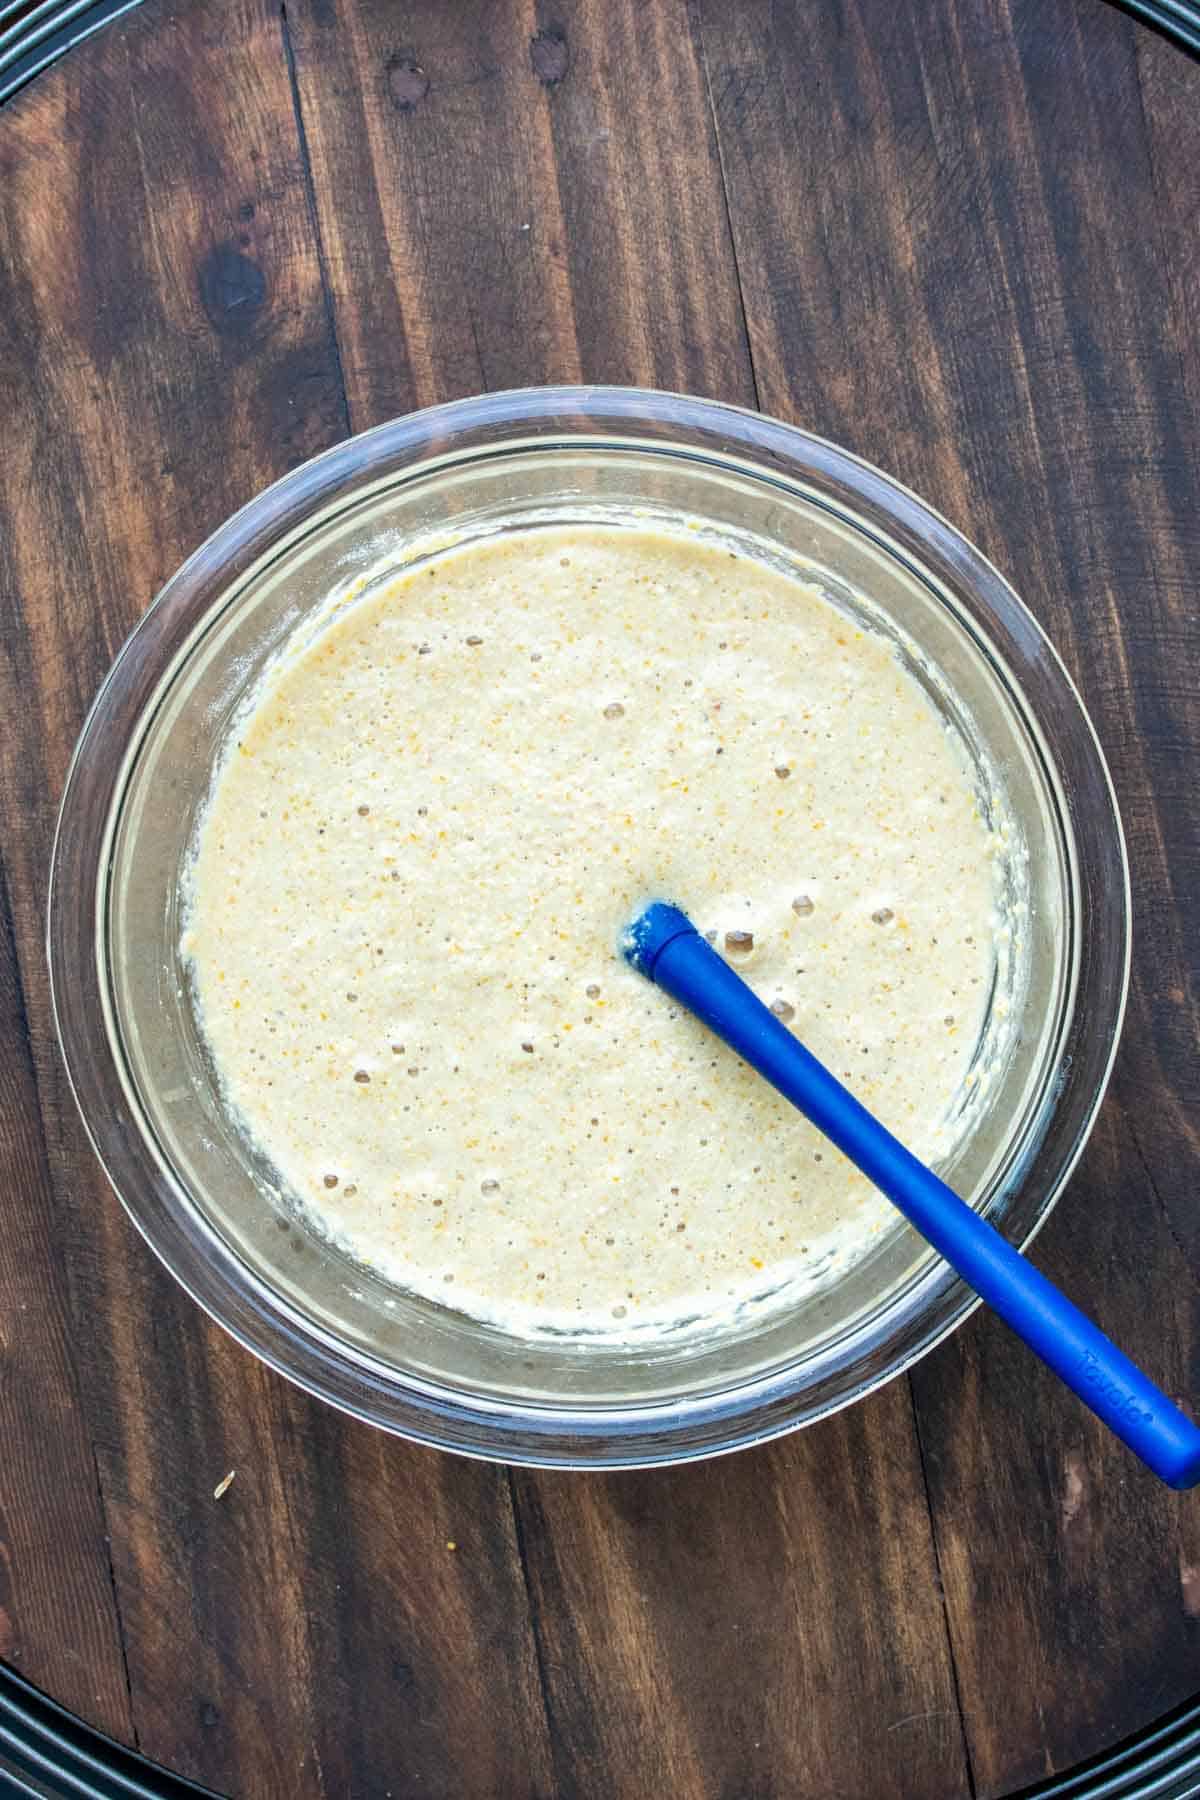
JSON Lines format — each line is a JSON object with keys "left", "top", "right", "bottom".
{"left": 183, "top": 524, "right": 1001, "bottom": 1335}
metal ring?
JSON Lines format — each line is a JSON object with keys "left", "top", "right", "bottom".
{"left": 0, "top": 0, "right": 144, "bottom": 104}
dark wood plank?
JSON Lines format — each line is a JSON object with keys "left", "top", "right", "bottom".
{"left": 254, "top": 1388, "right": 555, "bottom": 1800}
{"left": 0, "top": 861, "right": 134, "bottom": 1740}
{"left": 285, "top": 0, "right": 579, "bottom": 418}
{"left": 0, "top": 5, "right": 550, "bottom": 1795}
{"left": 1127, "top": 26, "right": 1200, "bottom": 1274}
{"left": 524, "top": 0, "right": 756, "bottom": 396}
{"left": 1138, "top": 28, "right": 1200, "bottom": 410}
{"left": 912, "top": 1105, "right": 1200, "bottom": 1796}
{"left": 695, "top": 0, "right": 1200, "bottom": 1790}
{"left": 285, "top": 0, "right": 757, "bottom": 416}
{"left": 514, "top": 1389, "right": 968, "bottom": 1800}
{"left": 289, "top": 7, "right": 970, "bottom": 1797}
{"left": 0, "top": 4, "right": 350, "bottom": 1786}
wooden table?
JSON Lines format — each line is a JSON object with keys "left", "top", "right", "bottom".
{"left": 0, "top": 2, "right": 1197, "bottom": 1795}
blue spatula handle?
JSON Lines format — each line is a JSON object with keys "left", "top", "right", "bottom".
{"left": 626, "top": 902, "right": 1200, "bottom": 1489}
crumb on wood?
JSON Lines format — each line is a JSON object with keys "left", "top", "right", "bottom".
{"left": 213, "top": 1469, "right": 236, "bottom": 1500}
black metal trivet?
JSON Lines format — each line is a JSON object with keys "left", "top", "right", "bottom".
{"left": 3, "top": 1657, "right": 1199, "bottom": 1798}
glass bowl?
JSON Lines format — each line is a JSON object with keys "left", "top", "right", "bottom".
{"left": 48, "top": 387, "right": 1129, "bottom": 1467}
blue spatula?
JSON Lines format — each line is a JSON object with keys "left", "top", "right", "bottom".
{"left": 624, "top": 900, "right": 1200, "bottom": 1489}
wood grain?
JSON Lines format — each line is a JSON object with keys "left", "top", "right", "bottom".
{"left": 0, "top": 3, "right": 348, "bottom": 1784}
{"left": 514, "top": 1392, "right": 968, "bottom": 1800}
{"left": 0, "top": 863, "right": 134, "bottom": 1738}
{"left": 0, "top": 3, "right": 549, "bottom": 1794}
{"left": 289, "top": 6, "right": 970, "bottom": 1797}
{"left": 284, "top": 0, "right": 757, "bottom": 416}
{"left": 0, "top": 0, "right": 1198, "bottom": 1794}
{"left": 694, "top": 0, "right": 1200, "bottom": 1788}
{"left": 1127, "top": 24, "right": 1200, "bottom": 1275}
{"left": 911, "top": 1105, "right": 1200, "bottom": 1796}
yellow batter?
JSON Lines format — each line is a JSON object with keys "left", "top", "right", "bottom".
{"left": 183, "top": 524, "right": 999, "bottom": 1334}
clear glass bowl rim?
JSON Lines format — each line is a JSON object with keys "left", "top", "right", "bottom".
{"left": 47, "top": 385, "right": 1131, "bottom": 1468}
